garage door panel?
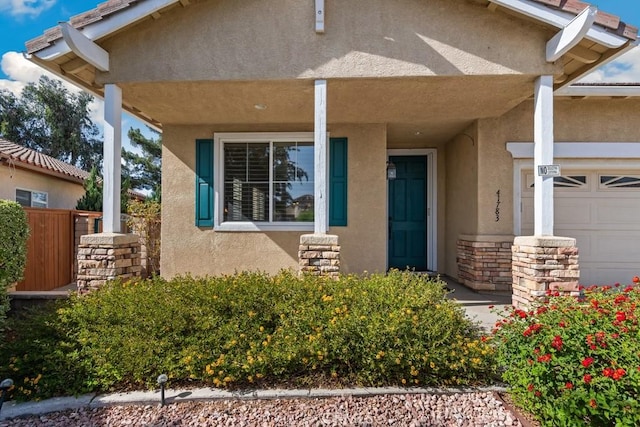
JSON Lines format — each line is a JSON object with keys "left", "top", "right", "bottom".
{"left": 555, "top": 200, "right": 591, "bottom": 227}
{"left": 582, "top": 264, "right": 639, "bottom": 287}
{"left": 591, "top": 234, "right": 640, "bottom": 263}
{"left": 595, "top": 199, "right": 640, "bottom": 226}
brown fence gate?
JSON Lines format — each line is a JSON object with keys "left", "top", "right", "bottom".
{"left": 18, "top": 208, "right": 74, "bottom": 291}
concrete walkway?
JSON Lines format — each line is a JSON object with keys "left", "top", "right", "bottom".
{"left": 441, "top": 276, "right": 512, "bottom": 331}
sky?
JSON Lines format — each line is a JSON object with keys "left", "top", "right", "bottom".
{"left": 0, "top": 0, "right": 639, "bottom": 147}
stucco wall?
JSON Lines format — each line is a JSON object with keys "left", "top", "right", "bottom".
{"left": 0, "top": 166, "right": 84, "bottom": 209}
{"left": 444, "top": 123, "right": 479, "bottom": 278}
{"left": 160, "top": 123, "right": 388, "bottom": 279}
{"left": 100, "top": 0, "right": 557, "bottom": 85}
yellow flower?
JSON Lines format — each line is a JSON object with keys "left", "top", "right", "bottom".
{"left": 401, "top": 378, "right": 407, "bottom": 385}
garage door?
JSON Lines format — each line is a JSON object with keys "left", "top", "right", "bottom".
{"left": 521, "top": 170, "right": 640, "bottom": 286}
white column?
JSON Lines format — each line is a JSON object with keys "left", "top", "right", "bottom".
{"left": 534, "top": 75, "right": 554, "bottom": 236}
{"left": 103, "top": 84, "right": 122, "bottom": 233}
{"left": 314, "top": 79, "right": 327, "bottom": 234}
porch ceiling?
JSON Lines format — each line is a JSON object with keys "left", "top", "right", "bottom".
{"left": 119, "top": 75, "right": 535, "bottom": 144}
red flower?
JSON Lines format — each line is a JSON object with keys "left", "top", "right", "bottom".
{"left": 589, "top": 399, "right": 597, "bottom": 408}
{"left": 633, "top": 276, "right": 640, "bottom": 284}
{"left": 559, "top": 321, "right": 567, "bottom": 328}
{"left": 603, "top": 367, "right": 614, "bottom": 378}
{"left": 535, "top": 391, "right": 541, "bottom": 397}
{"left": 583, "top": 374, "right": 592, "bottom": 384}
{"left": 514, "top": 309, "right": 527, "bottom": 319}
{"left": 565, "top": 382, "right": 573, "bottom": 390}
{"left": 614, "top": 295, "right": 628, "bottom": 304}
{"left": 616, "top": 311, "right": 627, "bottom": 322}
{"left": 591, "top": 300, "right": 599, "bottom": 309}
{"left": 527, "top": 384, "right": 534, "bottom": 392}
{"left": 581, "top": 357, "right": 594, "bottom": 368}
{"left": 551, "top": 335, "right": 563, "bottom": 351}
{"left": 613, "top": 368, "right": 626, "bottom": 380}
{"left": 537, "top": 353, "right": 552, "bottom": 363}
{"left": 536, "top": 306, "right": 548, "bottom": 315}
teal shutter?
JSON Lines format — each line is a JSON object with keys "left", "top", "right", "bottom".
{"left": 329, "top": 137, "right": 348, "bottom": 226}
{"left": 195, "top": 139, "right": 214, "bottom": 227}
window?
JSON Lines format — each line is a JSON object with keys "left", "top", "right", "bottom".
{"left": 16, "top": 189, "right": 48, "bottom": 208}
{"left": 215, "top": 133, "right": 315, "bottom": 231}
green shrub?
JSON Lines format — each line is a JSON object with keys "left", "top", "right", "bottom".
{"left": 492, "top": 284, "right": 640, "bottom": 426}
{"left": 0, "top": 270, "right": 494, "bottom": 400}
{"left": 0, "top": 301, "right": 88, "bottom": 400}
{"left": 0, "top": 200, "right": 30, "bottom": 323}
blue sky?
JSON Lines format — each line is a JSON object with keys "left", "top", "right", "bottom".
{"left": 0, "top": 0, "right": 638, "bottom": 143}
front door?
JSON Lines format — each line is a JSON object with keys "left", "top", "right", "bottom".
{"left": 388, "top": 156, "right": 427, "bottom": 271}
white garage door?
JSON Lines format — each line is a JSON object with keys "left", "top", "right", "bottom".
{"left": 521, "top": 170, "right": 640, "bottom": 286}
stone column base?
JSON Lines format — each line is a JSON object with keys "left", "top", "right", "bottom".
{"left": 298, "top": 234, "right": 340, "bottom": 278}
{"left": 457, "top": 235, "right": 514, "bottom": 292}
{"left": 77, "top": 233, "right": 142, "bottom": 294}
{"left": 512, "top": 236, "right": 580, "bottom": 308}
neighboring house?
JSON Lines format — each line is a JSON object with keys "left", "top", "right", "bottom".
{"left": 24, "top": 0, "right": 640, "bottom": 292}
{"left": 0, "top": 138, "right": 89, "bottom": 209}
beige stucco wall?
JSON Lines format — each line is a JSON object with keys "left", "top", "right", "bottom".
{"left": 444, "top": 123, "right": 479, "bottom": 278}
{"left": 0, "top": 166, "right": 84, "bottom": 209}
{"left": 100, "top": 0, "right": 557, "bottom": 85}
{"left": 160, "top": 123, "right": 388, "bottom": 279}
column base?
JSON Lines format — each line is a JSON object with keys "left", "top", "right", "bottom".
{"left": 77, "top": 233, "right": 142, "bottom": 294}
{"left": 512, "top": 236, "right": 580, "bottom": 308}
{"left": 457, "top": 235, "right": 514, "bottom": 292}
{"left": 298, "top": 234, "right": 340, "bottom": 278}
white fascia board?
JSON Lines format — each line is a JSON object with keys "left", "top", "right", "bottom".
{"left": 33, "top": 0, "right": 181, "bottom": 61}
{"left": 554, "top": 85, "right": 640, "bottom": 97}
{"left": 59, "top": 22, "right": 109, "bottom": 71}
{"left": 489, "top": 0, "right": 628, "bottom": 48}
{"left": 507, "top": 142, "right": 640, "bottom": 159}
{"left": 546, "top": 6, "right": 597, "bottom": 62}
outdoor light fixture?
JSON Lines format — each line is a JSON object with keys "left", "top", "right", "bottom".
{"left": 386, "top": 161, "right": 397, "bottom": 180}
{"left": 157, "top": 374, "right": 168, "bottom": 406}
{"left": 0, "top": 378, "right": 13, "bottom": 413}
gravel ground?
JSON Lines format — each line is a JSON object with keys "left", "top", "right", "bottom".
{"left": 0, "top": 392, "right": 523, "bottom": 426}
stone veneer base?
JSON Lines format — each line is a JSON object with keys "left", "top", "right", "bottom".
{"left": 298, "top": 234, "right": 340, "bottom": 278}
{"left": 457, "top": 235, "right": 514, "bottom": 292}
{"left": 512, "top": 236, "right": 580, "bottom": 308}
{"left": 77, "top": 233, "right": 142, "bottom": 294}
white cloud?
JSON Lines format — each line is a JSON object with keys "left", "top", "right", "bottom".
{"left": 1, "top": 51, "right": 105, "bottom": 128}
{"left": 0, "top": 0, "right": 56, "bottom": 17}
{"left": 580, "top": 46, "right": 640, "bottom": 83}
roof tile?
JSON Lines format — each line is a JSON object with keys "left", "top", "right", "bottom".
{"left": 0, "top": 138, "right": 90, "bottom": 182}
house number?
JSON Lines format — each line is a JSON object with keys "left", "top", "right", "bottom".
{"left": 495, "top": 190, "right": 501, "bottom": 222}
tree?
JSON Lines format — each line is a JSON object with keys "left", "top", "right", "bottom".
{"left": 122, "top": 127, "right": 162, "bottom": 200}
{"left": 76, "top": 166, "right": 131, "bottom": 214}
{"left": 0, "top": 76, "right": 102, "bottom": 170}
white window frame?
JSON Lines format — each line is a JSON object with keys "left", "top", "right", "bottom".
{"left": 213, "top": 132, "right": 316, "bottom": 232}
{"left": 16, "top": 188, "right": 48, "bottom": 208}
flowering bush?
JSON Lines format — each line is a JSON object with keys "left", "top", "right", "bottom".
{"left": 492, "top": 282, "right": 640, "bottom": 426}
{"left": 1, "top": 270, "right": 494, "bottom": 400}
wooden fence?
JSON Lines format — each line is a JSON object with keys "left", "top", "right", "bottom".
{"left": 17, "top": 209, "right": 106, "bottom": 291}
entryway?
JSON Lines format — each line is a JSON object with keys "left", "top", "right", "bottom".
{"left": 387, "top": 150, "right": 437, "bottom": 272}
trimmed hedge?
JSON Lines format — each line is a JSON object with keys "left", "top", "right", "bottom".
{"left": 0, "top": 200, "right": 29, "bottom": 324}
{"left": 1, "top": 270, "right": 494, "bottom": 400}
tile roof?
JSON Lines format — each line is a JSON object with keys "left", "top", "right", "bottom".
{"left": 0, "top": 138, "right": 90, "bottom": 182}
{"left": 25, "top": 0, "right": 638, "bottom": 54}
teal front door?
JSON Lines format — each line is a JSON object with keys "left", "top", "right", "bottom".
{"left": 388, "top": 156, "right": 427, "bottom": 271}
